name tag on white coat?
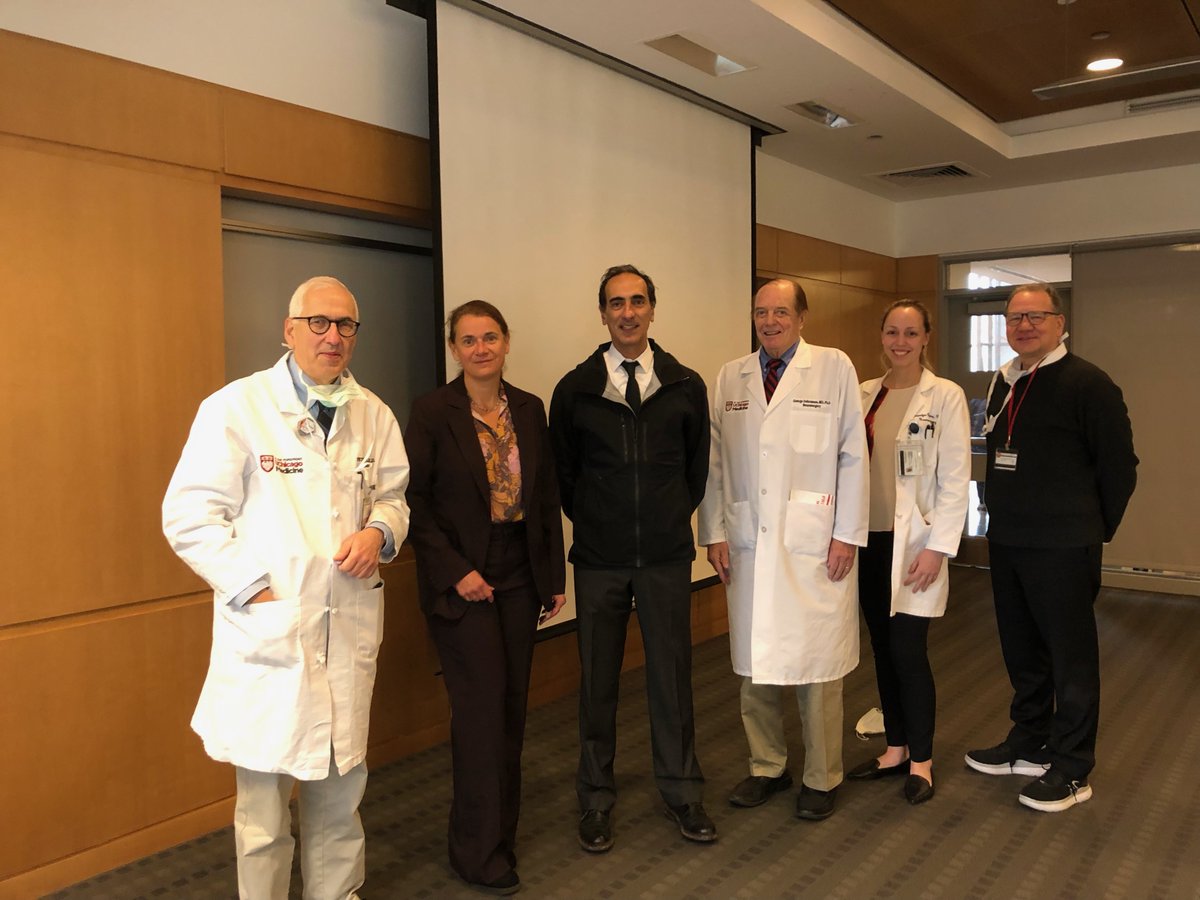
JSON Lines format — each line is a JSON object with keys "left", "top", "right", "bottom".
{"left": 896, "top": 440, "right": 926, "bottom": 477}
{"left": 790, "top": 489, "right": 834, "bottom": 506}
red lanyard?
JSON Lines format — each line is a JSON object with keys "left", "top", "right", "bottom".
{"left": 1004, "top": 359, "right": 1042, "bottom": 449}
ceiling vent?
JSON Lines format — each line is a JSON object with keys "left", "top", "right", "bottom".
{"left": 877, "top": 162, "right": 983, "bottom": 186}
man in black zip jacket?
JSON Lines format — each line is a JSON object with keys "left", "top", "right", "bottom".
{"left": 550, "top": 264, "right": 715, "bottom": 853}
{"left": 965, "top": 282, "right": 1137, "bottom": 814}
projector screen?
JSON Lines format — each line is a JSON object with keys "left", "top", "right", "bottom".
{"left": 436, "top": 0, "right": 754, "bottom": 624}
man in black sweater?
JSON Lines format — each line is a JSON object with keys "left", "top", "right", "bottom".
{"left": 550, "top": 264, "right": 715, "bottom": 851}
{"left": 966, "top": 283, "right": 1137, "bottom": 812}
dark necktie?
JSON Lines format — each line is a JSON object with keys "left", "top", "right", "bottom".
{"left": 315, "top": 403, "right": 334, "bottom": 438}
{"left": 764, "top": 358, "right": 784, "bottom": 403}
{"left": 621, "top": 360, "right": 641, "bottom": 415}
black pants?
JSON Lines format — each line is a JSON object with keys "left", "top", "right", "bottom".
{"left": 988, "top": 542, "right": 1102, "bottom": 780}
{"left": 426, "top": 523, "right": 541, "bottom": 884}
{"left": 574, "top": 563, "right": 704, "bottom": 810}
{"left": 859, "top": 531, "right": 936, "bottom": 762}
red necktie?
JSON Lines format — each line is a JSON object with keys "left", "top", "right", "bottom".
{"left": 764, "top": 358, "right": 783, "bottom": 403}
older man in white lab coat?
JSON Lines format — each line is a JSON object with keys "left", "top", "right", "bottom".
{"left": 162, "top": 276, "right": 410, "bottom": 900}
{"left": 699, "top": 279, "right": 868, "bottom": 821}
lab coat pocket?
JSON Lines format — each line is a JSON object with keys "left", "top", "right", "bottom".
{"left": 727, "top": 500, "right": 757, "bottom": 552}
{"left": 226, "top": 597, "right": 302, "bottom": 668}
{"left": 356, "top": 582, "right": 385, "bottom": 661}
{"left": 783, "top": 494, "right": 834, "bottom": 557}
{"left": 904, "top": 510, "right": 934, "bottom": 561}
{"left": 790, "top": 408, "right": 831, "bottom": 454}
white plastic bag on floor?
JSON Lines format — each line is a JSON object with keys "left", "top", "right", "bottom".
{"left": 855, "top": 707, "right": 884, "bottom": 740}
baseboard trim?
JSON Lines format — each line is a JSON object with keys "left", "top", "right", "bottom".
{"left": 0, "top": 797, "right": 235, "bottom": 899}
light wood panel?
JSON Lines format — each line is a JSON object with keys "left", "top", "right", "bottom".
{"left": 0, "top": 598, "right": 227, "bottom": 881}
{"left": 841, "top": 245, "right": 896, "bottom": 294}
{"left": 1, "top": 144, "right": 221, "bottom": 625}
{"left": 222, "top": 90, "right": 431, "bottom": 212}
{"left": 897, "top": 254, "right": 938, "bottom": 295}
{"left": 755, "top": 223, "right": 779, "bottom": 273}
{"left": 776, "top": 230, "right": 841, "bottom": 283}
{"left": 0, "top": 30, "right": 222, "bottom": 171}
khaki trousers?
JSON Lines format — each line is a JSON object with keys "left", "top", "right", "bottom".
{"left": 234, "top": 758, "right": 367, "bottom": 900}
{"left": 740, "top": 676, "right": 844, "bottom": 791}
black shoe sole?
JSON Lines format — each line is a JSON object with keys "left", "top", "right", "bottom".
{"left": 578, "top": 835, "right": 613, "bottom": 853}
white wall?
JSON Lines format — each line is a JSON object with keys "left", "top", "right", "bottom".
{"left": 756, "top": 151, "right": 897, "bottom": 257}
{"left": 895, "top": 163, "right": 1200, "bottom": 257}
{"left": 0, "top": 0, "right": 428, "bottom": 137}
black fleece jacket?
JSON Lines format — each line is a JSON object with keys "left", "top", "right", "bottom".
{"left": 549, "top": 340, "right": 709, "bottom": 568}
{"left": 985, "top": 351, "right": 1137, "bottom": 547}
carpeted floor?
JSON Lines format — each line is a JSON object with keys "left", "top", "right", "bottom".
{"left": 49, "top": 567, "right": 1200, "bottom": 899}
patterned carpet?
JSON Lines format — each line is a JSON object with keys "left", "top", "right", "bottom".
{"left": 50, "top": 567, "right": 1200, "bottom": 899}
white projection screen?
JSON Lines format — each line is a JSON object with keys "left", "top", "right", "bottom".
{"left": 436, "top": 1, "right": 753, "bottom": 625}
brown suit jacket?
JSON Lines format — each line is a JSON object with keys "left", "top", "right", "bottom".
{"left": 405, "top": 375, "right": 566, "bottom": 619}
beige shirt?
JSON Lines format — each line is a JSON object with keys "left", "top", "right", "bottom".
{"left": 868, "top": 384, "right": 917, "bottom": 531}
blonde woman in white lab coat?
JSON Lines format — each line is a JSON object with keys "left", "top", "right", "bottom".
{"left": 849, "top": 300, "right": 970, "bottom": 805}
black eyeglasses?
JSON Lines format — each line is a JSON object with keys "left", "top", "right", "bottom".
{"left": 292, "top": 316, "right": 360, "bottom": 337}
{"left": 1005, "top": 311, "right": 1061, "bottom": 326}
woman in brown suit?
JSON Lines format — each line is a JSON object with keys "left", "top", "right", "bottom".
{"left": 405, "top": 300, "right": 566, "bottom": 895}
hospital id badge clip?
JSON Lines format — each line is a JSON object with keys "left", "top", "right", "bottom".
{"left": 896, "top": 440, "right": 926, "bottom": 478}
{"left": 994, "top": 448, "right": 1018, "bottom": 471}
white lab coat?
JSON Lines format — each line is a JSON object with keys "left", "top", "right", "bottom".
{"left": 859, "top": 368, "right": 971, "bottom": 617}
{"left": 162, "top": 354, "right": 410, "bottom": 779}
{"left": 698, "top": 341, "right": 869, "bottom": 685}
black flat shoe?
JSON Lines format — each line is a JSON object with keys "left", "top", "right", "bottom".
{"left": 847, "top": 757, "right": 910, "bottom": 780}
{"left": 904, "top": 773, "right": 934, "bottom": 805}
{"left": 578, "top": 808, "right": 613, "bottom": 853}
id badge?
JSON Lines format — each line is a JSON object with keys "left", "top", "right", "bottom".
{"left": 355, "top": 460, "right": 376, "bottom": 529}
{"left": 896, "top": 440, "right": 926, "bottom": 478}
{"left": 994, "top": 449, "right": 1018, "bottom": 472}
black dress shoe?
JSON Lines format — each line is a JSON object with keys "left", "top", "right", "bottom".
{"left": 665, "top": 801, "right": 718, "bottom": 842}
{"left": 904, "top": 773, "right": 934, "bottom": 805}
{"left": 729, "top": 771, "right": 794, "bottom": 807}
{"left": 578, "top": 808, "right": 613, "bottom": 853}
{"left": 466, "top": 869, "right": 520, "bottom": 895}
{"left": 847, "top": 757, "right": 910, "bottom": 780}
{"left": 795, "top": 784, "right": 837, "bottom": 820}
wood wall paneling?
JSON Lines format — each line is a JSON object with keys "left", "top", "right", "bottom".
{"left": 755, "top": 223, "right": 779, "bottom": 273}
{"left": 841, "top": 244, "right": 897, "bottom": 294}
{"left": 1, "top": 144, "right": 222, "bottom": 625}
{"left": 776, "top": 230, "right": 841, "bottom": 283}
{"left": 0, "top": 599, "right": 227, "bottom": 881}
{"left": 221, "top": 91, "right": 432, "bottom": 212}
{"left": 897, "top": 254, "right": 938, "bottom": 295}
{"left": 368, "top": 555, "right": 451, "bottom": 758}
{"left": 0, "top": 30, "right": 222, "bottom": 171}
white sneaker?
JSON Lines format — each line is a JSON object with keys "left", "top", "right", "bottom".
{"left": 1018, "top": 769, "right": 1093, "bottom": 812}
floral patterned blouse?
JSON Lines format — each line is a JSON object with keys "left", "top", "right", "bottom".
{"left": 472, "top": 387, "right": 524, "bottom": 523}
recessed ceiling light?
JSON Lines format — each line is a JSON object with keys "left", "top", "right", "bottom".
{"left": 1091, "top": 31, "right": 1111, "bottom": 41}
{"left": 785, "top": 100, "right": 856, "bottom": 128}
{"left": 1087, "top": 57, "right": 1124, "bottom": 72}
{"left": 644, "top": 34, "right": 754, "bottom": 77}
